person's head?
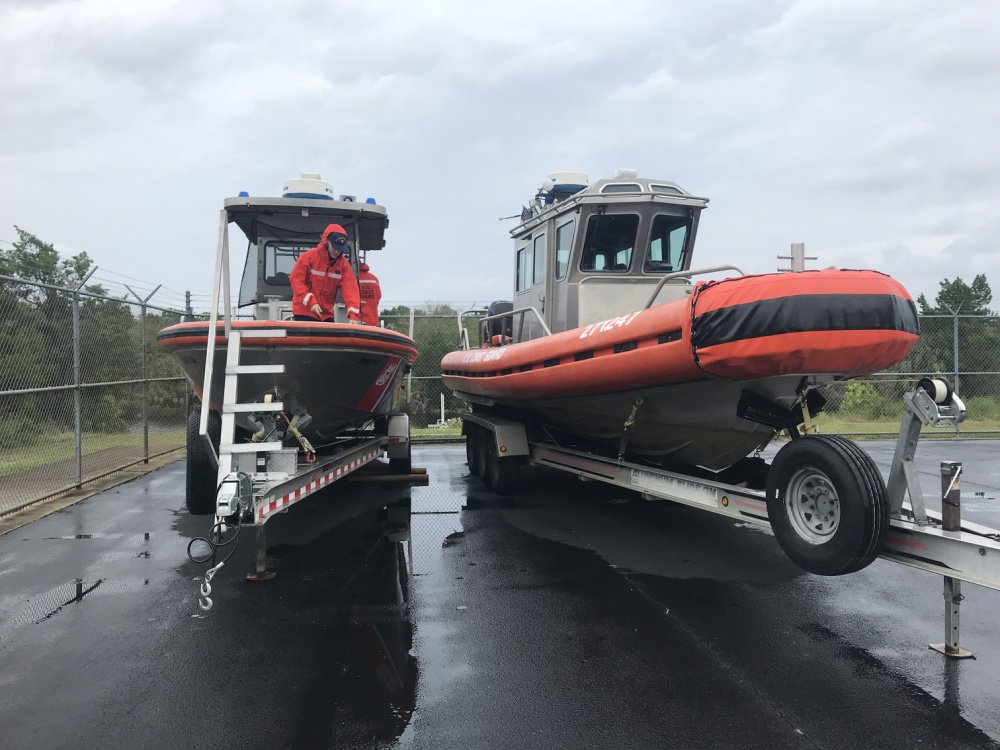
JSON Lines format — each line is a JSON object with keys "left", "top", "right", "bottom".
{"left": 324, "top": 224, "right": 349, "bottom": 258}
{"left": 359, "top": 262, "right": 370, "bottom": 272}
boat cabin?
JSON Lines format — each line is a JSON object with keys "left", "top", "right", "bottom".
{"left": 231, "top": 173, "right": 388, "bottom": 321}
{"left": 509, "top": 170, "right": 708, "bottom": 339}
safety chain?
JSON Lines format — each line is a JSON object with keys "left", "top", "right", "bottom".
{"left": 198, "top": 562, "right": 225, "bottom": 611}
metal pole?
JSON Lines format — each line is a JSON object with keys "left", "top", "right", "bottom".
{"left": 246, "top": 525, "right": 276, "bottom": 581}
{"left": 141, "top": 302, "right": 148, "bottom": 463}
{"left": 184, "top": 290, "right": 192, "bottom": 419}
{"left": 407, "top": 309, "right": 415, "bottom": 405}
{"left": 952, "top": 310, "right": 961, "bottom": 404}
{"left": 930, "top": 461, "right": 974, "bottom": 658}
{"left": 125, "top": 284, "right": 161, "bottom": 465}
{"left": 72, "top": 290, "right": 83, "bottom": 488}
{"left": 71, "top": 266, "right": 96, "bottom": 488}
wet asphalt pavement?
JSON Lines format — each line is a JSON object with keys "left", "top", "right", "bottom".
{"left": 1, "top": 441, "right": 999, "bottom": 749}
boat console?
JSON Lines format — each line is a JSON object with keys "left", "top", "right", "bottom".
{"left": 231, "top": 173, "right": 389, "bottom": 322}
{"left": 511, "top": 169, "right": 710, "bottom": 338}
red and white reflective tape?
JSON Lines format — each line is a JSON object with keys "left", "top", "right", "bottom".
{"left": 256, "top": 448, "right": 381, "bottom": 522}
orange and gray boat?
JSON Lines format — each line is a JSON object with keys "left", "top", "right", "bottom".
{"left": 158, "top": 320, "right": 417, "bottom": 443}
{"left": 157, "top": 173, "right": 417, "bottom": 448}
{"left": 441, "top": 171, "right": 919, "bottom": 471}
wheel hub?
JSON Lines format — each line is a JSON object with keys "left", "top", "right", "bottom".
{"left": 785, "top": 467, "right": 841, "bottom": 544}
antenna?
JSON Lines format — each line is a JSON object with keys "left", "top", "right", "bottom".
{"left": 777, "top": 242, "right": 817, "bottom": 272}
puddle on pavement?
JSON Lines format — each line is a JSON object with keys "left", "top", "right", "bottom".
{"left": 290, "top": 532, "right": 417, "bottom": 747}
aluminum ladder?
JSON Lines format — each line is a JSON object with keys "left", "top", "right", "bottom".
{"left": 216, "top": 328, "right": 288, "bottom": 490}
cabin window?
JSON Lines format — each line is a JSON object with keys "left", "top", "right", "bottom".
{"left": 532, "top": 233, "right": 546, "bottom": 286}
{"left": 516, "top": 244, "right": 532, "bottom": 292}
{"left": 579, "top": 214, "right": 638, "bottom": 272}
{"left": 650, "top": 184, "right": 684, "bottom": 196}
{"left": 264, "top": 241, "right": 312, "bottom": 285}
{"left": 600, "top": 183, "right": 642, "bottom": 194}
{"left": 555, "top": 219, "right": 575, "bottom": 279}
{"left": 645, "top": 214, "right": 690, "bottom": 273}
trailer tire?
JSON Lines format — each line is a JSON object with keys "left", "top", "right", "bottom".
{"left": 466, "top": 427, "right": 480, "bottom": 476}
{"left": 474, "top": 430, "right": 490, "bottom": 479}
{"left": 818, "top": 434, "right": 890, "bottom": 574}
{"left": 488, "top": 449, "right": 520, "bottom": 495}
{"left": 766, "top": 435, "right": 888, "bottom": 576}
{"left": 185, "top": 409, "right": 220, "bottom": 516}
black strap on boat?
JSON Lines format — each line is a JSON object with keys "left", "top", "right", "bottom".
{"left": 691, "top": 293, "right": 920, "bottom": 350}
{"left": 617, "top": 396, "right": 644, "bottom": 463}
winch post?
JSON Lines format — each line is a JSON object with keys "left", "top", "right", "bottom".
{"left": 886, "top": 396, "right": 928, "bottom": 521}
{"left": 929, "top": 461, "right": 974, "bottom": 659}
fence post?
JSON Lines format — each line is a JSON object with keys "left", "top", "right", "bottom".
{"left": 184, "top": 290, "right": 193, "bottom": 418}
{"left": 407, "top": 308, "right": 415, "bottom": 405}
{"left": 126, "top": 284, "right": 161, "bottom": 464}
{"left": 71, "top": 267, "right": 98, "bottom": 488}
{"left": 72, "top": 290, "right": 83, "bottom": 488}
{"left": 141, "top": 302, "right": 148, "bottom": 462}
{"left": 952, "top": 310, "right": 961, "bottom": 398}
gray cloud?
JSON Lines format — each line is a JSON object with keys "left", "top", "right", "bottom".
{"left": 0, "top": 0, "right": 997, "bottom": 310}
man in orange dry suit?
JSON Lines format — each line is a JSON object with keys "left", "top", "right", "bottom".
{"left": 290, "top": 223, "right": 362, "bottom": 323}
{"left": 358, "top": 261, "right": 382, "bottom": 326}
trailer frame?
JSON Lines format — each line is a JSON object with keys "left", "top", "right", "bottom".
{"left": 458, "top": 389, "right": 1000, "bottom": 594}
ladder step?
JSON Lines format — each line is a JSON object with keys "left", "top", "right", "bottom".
{"left": 239, "top": 329, "right": 288, "bottom": 339}
{"left": 220, "top": 442, "right": 285, "bottom": 454}
{"left": 226, "top": 364, "right": 285, "bottom": 375}
{"left": 223, "top": 402, "right": 285, "bottom": 413}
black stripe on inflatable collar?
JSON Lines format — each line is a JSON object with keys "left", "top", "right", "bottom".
{"left": 692, "top": 293, "right": 919, "bottom": 349}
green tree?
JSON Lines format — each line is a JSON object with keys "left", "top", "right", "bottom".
{"left": 0, "top": 227, "right": 170, "bottom": 437}
{"left": 0, "top": 226, "right": 100, "bottom": 294}
{"left": 916, "top": 274, "right": 993, "bottom": 316}
{"left": 381, "top": 304, "right": 472, "bottom": 426}
{"left": 906, "top": 274, "right": 999, "bottom": 399}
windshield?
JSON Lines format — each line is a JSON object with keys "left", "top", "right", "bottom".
{"left": 238, "top": 240, "right": 318, "bottom": 306}
{"left": 579, "top": 214, "right": 638, "bottom": 272}
{"left": 265, "top": 241, "right": 313, "bottom": 286}
{"left": 645, "top": 214, "right": 690, "bottom": 273}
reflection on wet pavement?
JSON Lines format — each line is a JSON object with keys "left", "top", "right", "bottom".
{"left": 2, "top": 443, "right": 1000, "bottom": 748}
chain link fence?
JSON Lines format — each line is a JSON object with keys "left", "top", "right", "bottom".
{"left": 0, "top": 275, "right": 189, "bottom": 516}
{"left": 816, "top": 314, "right": 1000, "bottom": 435}
{"left": 4, "top": 288, "right": 998, "bottom": 517}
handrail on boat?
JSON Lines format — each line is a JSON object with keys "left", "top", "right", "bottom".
{"left": 643, "top": 264, "right": 745, "bottom": 309}
{"left": 456, "top": 305, "right": 551, "bottom": 350}
{"left": 457, "top": 307, "right": 485, "bottom": 350}
{"left": 504, "top": 306, "right": 551, "bottom": 342}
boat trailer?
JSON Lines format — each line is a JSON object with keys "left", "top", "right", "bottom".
{"left": 192, "top": 423, "right": 426, "bottom": 611}
{"left": 459, "top": 380, "right": 1000, "bottom": 657}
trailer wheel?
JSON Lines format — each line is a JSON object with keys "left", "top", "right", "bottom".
{"left": 465, "top": 426, "right": 480, "bottom": 476}
{"left": 766, "top": 435, "right": 889, "bottom": 576}
{"left": 487, "top": 447, "right": 520, "bottom": 495}
{"left": 185, "top": 409, "right": 220, "bottom": 516}
{"left": 474, "top": 430, "right": 490, "bottom": 479}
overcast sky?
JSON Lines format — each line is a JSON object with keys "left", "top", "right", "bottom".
{"left": 1, "top": 0, "right": 998, "bottom": 312}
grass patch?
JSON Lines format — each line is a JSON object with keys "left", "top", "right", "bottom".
{"left": 812, "top": 413, "right": 1000, "bottom": 436}
{"left": 412, "top": 424, "right": 463, "bottom": 440}
{"left": 0, "top": 430, "right": 184, "bottom": 477}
